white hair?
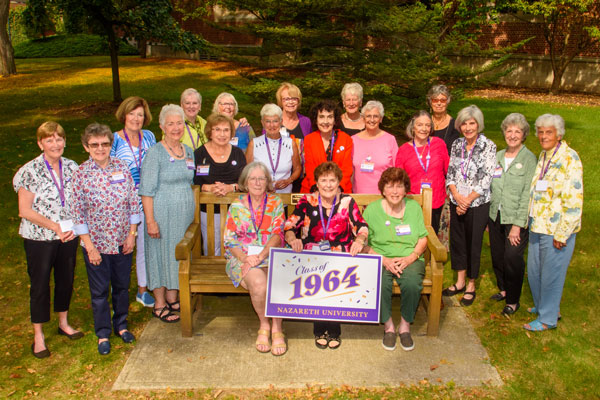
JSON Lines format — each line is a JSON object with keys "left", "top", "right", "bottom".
{"left": 341, "top": 82, "right": 364, "bottom": 101}
{"left": 361, "top": 100, "right": 384, "bottom": 118}
{"left": 180, "top": 88, "right": 202, "bottom": 105}
{"left": 535, "top": 114, "right": 565, "bottom": 138}
{"left": 455, "top": 105, "right": 485, "bottom": 133}
{"left": 212, "top": 92, "right": 239, "bottom": 116}
{"left": 159, "top": 104, "right": 185, "bottom": 126}
{"left": 260, "top": 103, "right": 283, "bottom": 119}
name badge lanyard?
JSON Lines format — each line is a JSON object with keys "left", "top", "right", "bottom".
{"left": 539, "top": 141, "right": 561, "bottom": 181}
{"left": 43, "top": 155, "right": 65, "bottom": 207}
{"left": 326, "top": 130, "right": 337, "bottom": 161}
{"left": 460, "top": 135, "right": 479, "bottom": 181}
{"left": 265, "top": 135, "right": 283, "bottom": 177}
{"left": 123, "top": 128, "right": 143, "bottom": 171}
{"left": 412, "top": 138, "right": 431, "bottom": 175}
{"left": 318, "top": 194, "right": 337, "bottom": 241}
{"left": 185, "top": 121, "right": 203, "bottom": 149}
{"left": 248, "top": 194, "right": 268, "bottom": 242}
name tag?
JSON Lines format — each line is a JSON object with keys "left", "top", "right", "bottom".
{"left": 420, "top": 180, "right": 432, "bottom": 193}
{"left": 319, "top": 240, "right": 331, "bottom": 251}
{"left": 247, "top": 245, "right": 263, "bottom": 256}
{"left": 535, "top": 180, "right": 549, "bottom": 192}
{"left": 186, "top": 158, "right": 195, "bottom": 170}
{"left": 229, "top": 137, "right": 239, "bottom": 146}
{"left": 457, "top": 183, "right": 471, "bottom": 196}
{"left": 196, "top": 165, "right": 210, "bottom": 176}
{"left": 493, "top": 166, "right": 503, "bottom": 178}
{"left": 59, "top": 219, "right": 74, "bottom": 233}
{"left": 110, "top": 171, "right": 125, "bottom": 183}
{"left": 360, "top": 161, "right": 374, "bottom": 173}
{"left": 395, "top": 224, "right": 411, "bottom": 236}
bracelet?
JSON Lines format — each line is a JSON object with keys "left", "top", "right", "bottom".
{"left": 411, "top": 251, "right": 419, "bottom": 258}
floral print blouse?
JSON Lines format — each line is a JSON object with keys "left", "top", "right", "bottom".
{"left": 528, "top": 141, "right": 583, "bottom": 243}
{"left": 13, "top": 154, "right": 79, "bottom": 241}
{"left": 70, "top": 157, "right": 141, "bottom": 254}
{"left": 284, "top": 192, "right": 368, "bottom": 252}
{"left": 446, "top": 134, "right": 497, "bottom": 207}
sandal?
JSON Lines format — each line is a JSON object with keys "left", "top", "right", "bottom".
{"left": 153, "top": 306, "right": 180, "bottom": 323}
{"left": 256, "top": 329, "right": 271, "bottom": 353}
{"left": 328, "top": 336, "right": 341, "bottom": 350}
{"left": 315, "top": 334, "right": 328, "bottom": 349}
{"left": 166, "top": 300, "right": 180, "bottom": 312}
{"left": 523, "top": 319, "right": 556, "bottom": 332}
{"left": 271, "top": 332, "right": 287, "bottom": 356}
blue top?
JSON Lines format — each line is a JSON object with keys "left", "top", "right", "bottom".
{"left": 110, "top": 129, "right": 157, "bottom": 186}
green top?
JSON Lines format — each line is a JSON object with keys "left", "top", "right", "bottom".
{"left": 363, "top": 198, "right": 428, "bottom": 259}
{"left": 489, "top": 145, "right": 537, "bottom": 227}
{"left": 180, "top": 115, "right": 208, "bottom": 150}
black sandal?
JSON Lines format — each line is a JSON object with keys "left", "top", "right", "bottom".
{"left": 328, "top": 336, "right": 341, "bottom": 350}
{"left": 166, "top": 300, "right": 180, "bottom": 312}
{"left": 153, "top": 306, "right": 180, "bottom": 323}
{"left": 315, "top": 334, "right": 328, "bottom": 349}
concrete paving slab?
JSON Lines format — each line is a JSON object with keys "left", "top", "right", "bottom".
{"left": 113, "top": 295, "right": 502, "bottom": 390}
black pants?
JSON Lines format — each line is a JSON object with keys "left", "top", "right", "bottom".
{"left": 313, "top": 321, "right": 341, "bottom": 338}
{"left": 488, "top": 212, "right": 528, "bottom": 304}
{"left": 432, "top": 205, "right": 443, "bottom": 234}
{"left": 24, "top": 238, "right": 79, "bottom": 323}
{"left": 449, "top": 202, "right": 490, "bottom": 280}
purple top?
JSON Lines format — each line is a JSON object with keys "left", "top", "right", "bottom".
{"left": 261, "top": 112, "right": 312, "bottom": 139}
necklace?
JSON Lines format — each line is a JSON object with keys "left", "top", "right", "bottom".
{"left": 163, "top": 140, "right": 184, "bottom": 158}
{"left": 432, "top": 114, "right": 449, "bottom": 130}
{"left": 345, "top": 112, "right": 362, "bottom": 123}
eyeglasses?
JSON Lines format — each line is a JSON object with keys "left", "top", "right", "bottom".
{"left": 248, "top": 177, "right": 267, "bottom": 183}
{"left": 431, "top": 98, "right": 448, "bottom": 104}
{"left": 282, "top": 97, "right": 299, "bottom": 103}
{"left": 219, "top": 102, "right": 235, "bottom": 108}
{"left": 87, "top": 142, "right": 111, "bottom": 149}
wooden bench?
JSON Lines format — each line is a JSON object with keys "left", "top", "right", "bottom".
{"left": 175, "top": 186, "right": 447, "bottom": 337}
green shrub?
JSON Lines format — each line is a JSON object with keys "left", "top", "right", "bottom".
{"left": 14, "top": 34, "right": 139, "bottom": 58}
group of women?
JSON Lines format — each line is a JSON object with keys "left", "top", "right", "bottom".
{"left": 14, "top": 81, "right": 583, "bottom": 359}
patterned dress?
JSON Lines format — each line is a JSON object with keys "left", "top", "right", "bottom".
{"left": 223, "top": 194, "right": 285, "bottom": 287}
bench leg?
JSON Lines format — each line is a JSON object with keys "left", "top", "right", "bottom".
{"left": 180, "top": 289, "right": 193, "bottom": 338}
{"left": 426, "top": 290, "right": 442, "bottom": 336}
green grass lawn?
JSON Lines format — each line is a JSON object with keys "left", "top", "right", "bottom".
{"left": 1, "top": 56, "right": 599, "bottom": 399}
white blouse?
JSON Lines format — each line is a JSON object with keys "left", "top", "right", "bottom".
{"left": 253, "top": 135, "right": 295, "bottom": 193}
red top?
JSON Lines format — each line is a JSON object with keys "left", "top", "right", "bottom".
{"left": 301, "top": 130, "right": 354, "bottom": 193}
{"left": 395, "top": 136, "right": 449, "bottom": 209}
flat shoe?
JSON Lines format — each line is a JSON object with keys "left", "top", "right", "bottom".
{"left": 523, "top": 319, "right": 556, "bottom": 332}
{"left": 399, "top": 332, "right": 414, "bottom": 351}
{"left": 382, "top": 332, "right": 396, "bottom": 351}
{"left": 490, "top": 292, "right": 506, "bottom": 301}
{"left": 256, "top": 329, "right": 271, "bottom": 353}
{"left": 271, "top": 332, "right": 287, "bottom": 356}
{"left": 58, "top": 327, "right": 84, "bottom": 340}
{"left": 31, "top": 343, "right": 50, "bottom": 359}
{"left": 527, "top": 307, "right": 562, "bottom": 320}
{"left": 502, "top": 303, "right": 520, "bottom": 316}
{"left": 315, "top": 334, "right": 328, "bottom": 349}
{"left": 327, "top": 336, "right": 341, "bottom": 350}
{"left": 118, "top": 330, "right": 135, "bottom": 343}
{"left": 442, "top": 284, "right": 466, "bottom": 297}
{"left": 460, "top": 291, "right": 476, "bottom": 306}
{"left": 98, "top": 340, "right": 111, "bottom": 355}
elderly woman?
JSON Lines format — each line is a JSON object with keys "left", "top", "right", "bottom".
{"left": 363, "top": 168, "right": 428, "bottom": 351}
{"left": 71, "top": 123, "right": 140, "bottom": 355}
{"left": 212, "top": 92, "right": 255, "bottom": 152}
{"left": 275, "top": 82, "right": 312, "bottom": 139}
{"left": 340, "top": 83, "right": 366, "bottom": 136}
{"left": 139, "top": 105, "right": 195, "bottom": 323}
{"left": 180, "top": 88, "right": 208, "bottom": 150}
{"left": 351, "top": 100, "right": 398, "bottom": 194}
{"left": 111, "top": 96, "right": 157, "bottom": 308}
{"left": 246, "top": 104, "right": 301, "bottom": 193}
{"left": 442, "top": 105, "right": 496, "bottom": 306}
{"left": 223, "top": 162, "right": 287, "bottom": 355}
{"left": 13, "top": 121, "right": 82, "bottom": 358}
{"left": 285, "top": 162, "right": 368, "bottom": 349}
{"left": 525, "top": 114, "right": 583, "bottom": 332}
{"left": 395, "top": 110, "right": 449, "bottom": 233}
{"left": 427, "top": 84, "right": 460, "bottom": 156}
{"left": 194, "top": 113, "right": 247, "bottom": 255}
{"left": 301, "top": 100, "right": 353, "bottom": 193}
{"left": 488, "top": 113, "right": 537, "bottom": 315}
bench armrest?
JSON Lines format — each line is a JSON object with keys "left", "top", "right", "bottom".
{"left": 426, "top": 226, "right": 447, "bottom": 263}
{"left": 175, "top": 222, "right": 200, "bottom": 261}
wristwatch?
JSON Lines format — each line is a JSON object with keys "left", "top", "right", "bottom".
{"left": 129, "top": 230, "right": 138, "bottom": 237}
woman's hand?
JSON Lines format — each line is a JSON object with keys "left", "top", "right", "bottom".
{"left": 245, "top": 254, "right": 263, "bottom": 267}
{"left": 122, "top": 233, "right": 136, "bottom": 254}
{"left": 288, "top": 238, "right": 303, "bottom": 253}
{"left": 382, "top": 257, "right": 401, "bottom": 277}
{"left": 274, "top": 179, "right": 291, "bottom": 190}
{"left": 86, "top": 246, "right": 102, "bottom": 266}
{"left": 211, "top": 182, "right": 235, "bottom": 196}
{"left": 553, "top": 239, "right": 566, "bottom": 250}
{"left": 238, "top": 117, "right": 249, "bottom": 127}
{"left": 349, "top": 238, "right": 365, "bottom": 256}
{"left": 508, "top": 225, "right": 521, "bottom": 246}
{"left": 53, "top": 223, "right": 75, "bottom": 242}
{"left": 147, "top": 220, "right": 160, "bottom": 239}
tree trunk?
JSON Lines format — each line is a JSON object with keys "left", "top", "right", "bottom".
{"left": 549, "top": 66, "right": 564, "bottom": 95}
{"left": 106, "top": 24, "right": 122, "bottom": 102}
{"left": 0, "top": 0, "right": 16, "bottom": 77}
{"left": 138, "top": 38, "right": 147, "bottom": 59}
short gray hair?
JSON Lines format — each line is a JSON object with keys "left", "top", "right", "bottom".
{"left": 180, "top": 88, "right": 202, "bottom": 105}
{"left": 426, "top": 84, "right": 452, "bottom": 107}
{"left": 82, "top": 122, "right": 113, "bottom": 147}
{"left": 361, "top": 100, "right": 384, "bottom": 118}
{"left": 405, "top": 110, "right": 433, "bottom": 139}
{"left": 341, "top": 82, "right": 363, "bottom": 101}
{"left": 212, "top": 92, "right": 239, "bottom": 116}
{"left": 535, "top": 113, "right": 565, "bottom": 138}
{"left": 455, "top": 105, "right": 485, "bottom": 133}
{"left": 159, "top": 104, "right": 185, "bottom": 126}
{"left": 260, "top": 103, "right": 283, "bottom": 120}
{"left": 238, "top": 161, "right": 274, "bottom": 193}
{"left": 501, "top": 113, "right": 530, "bottom": 142}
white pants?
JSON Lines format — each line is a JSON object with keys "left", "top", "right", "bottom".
{"left": 200, "top": 212, "right": 221, "bottom": 256}
{"left": 136, "top": 212, "right": 147, "bottom": 288}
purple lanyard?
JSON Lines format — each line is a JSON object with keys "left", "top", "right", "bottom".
{"left": 318, "top": 194, "right": 337, "bottom": 239}
{"left": 539, "top": 142, "right": 561, "bottom": 180}
{"left": 412, "top": 138, "right": 431, "bottom": 174}
{"left": 248, "top": 194, "right": 268, "bottom": 233}
{"left": 123, "top": 128, "right": 143, "bottom": 171}
{"left": 460, "top": 135, "right": 479, "bottom": 180}
{"left": 43, "top": 155, "right": 65, "bottom": 207}
{"left": 265, "top": 135, "right": 283, "bottom": 176}
{"left": 186, "top": 121, "right": 204, "bottom": 148}
{"left": 326, "top": 130, "right": 336, "bottom": 161}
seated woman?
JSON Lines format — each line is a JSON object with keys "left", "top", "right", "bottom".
{"left": 212, "top": 92, "right": 255, "bottom": 152}
{"left": 71, "top": 123, "right": 140, "bottom": 355}
{"left": 301, "top": 100, "right": 353, "bottom": 193}
{"left": 223, "top": 162, "right": 287, "bottom": 355}
{"left": 285, "top": 162, "right": 367, "bottom": 349}
{"left": 362, "top": 168, "right": 428, "bottom": 351}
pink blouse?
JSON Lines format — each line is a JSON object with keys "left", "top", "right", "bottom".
{"left": 351, "top": 132, "right": 398, "bottom": 194}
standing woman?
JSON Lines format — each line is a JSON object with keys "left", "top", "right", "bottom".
{"left": 301, "top": 100, "right": 353, "bottom": 193}
{"left": 14, "top": 121, "right": 82, "bottom": 358}
{"left": 427, "top": 84, "right": 460, "bottom": 155}
{"left": 111, "top": 96, "right": 157, "bottom": 308}
{"left": 71, "top": 123, "right": 140, "bottom": 355}
{"left": 352, "top": 100, "right": 398, "bottom": 194}
{"left": 180, "top": 88, "right": 208, "bottom": 150}
{"left": 339, "top": 83, "right": 366, "bottom": 136}
{"left": 212, "top": 92, "right": 255, "bottom": 152}
{"left": 525, "top": 114, "right": 583, "bottom": 331}
{"left": 488, "top": 113, "right": 537, "bottom": 315}
{"left": 442, "top": 105, "right": 496, "bottom": 306}
{"left": 246, "top": 104, "right": 301, "bottom": 193}
{"left": 395, "top": 111, "right": 449, "bottom": 233}
{"left": 139, "top": 105, "right": 195, "bottom": 323}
